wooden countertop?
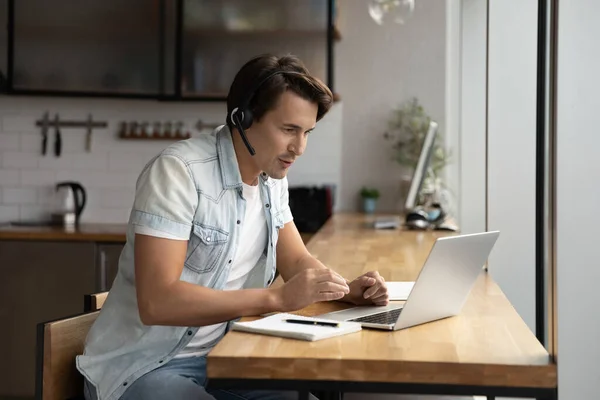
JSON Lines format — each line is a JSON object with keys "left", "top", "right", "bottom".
{"left": 0, "top": 223, "right": 128, "bottom": 242}
{"left": 0, "top": 224, "right": 315, "bottom": 244}
{"left": 207, "top": 213, "right": 557, "bottom": 389}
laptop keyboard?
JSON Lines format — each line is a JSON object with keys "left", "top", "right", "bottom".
{"left": 348, "top": 308, "right": 403, "bottom": 325}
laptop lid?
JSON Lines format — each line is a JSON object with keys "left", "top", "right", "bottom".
{"left": 394, "top": 231, "right": 500, "bottom": 330}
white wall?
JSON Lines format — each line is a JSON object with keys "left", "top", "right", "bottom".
{"left": 458, "top": 0, "right": 487, "bottom": 235}
{"left": 335, "top": 0, "right": 448, "bottom": 213}
{"left": 556, "top": 0, "right": 600, "bottom": 397}
{"left": 287, "top": 102, "right": 343, "bottom": 202}
{"left": 444, "top": 0, "right": 462, "bottom": 223}
{"left": 486, "top": 0, "right": 538, "bottom": 332}
{"left": 0, "top": 97, "right": 343, "bottom": 223}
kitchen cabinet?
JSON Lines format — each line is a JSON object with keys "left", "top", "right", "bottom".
{"left": 0, "top": 0, "right": 7, "bottom": 91}
{"left": 95, "top": 243, "right": 124, "bottom": 292}
{"left": 10, "top": 0, "right": 163, "bottom": 97}
{"left": 179, "top": 0, "right": 330, "bottom": 98}
{"left": 3, "top": 0, "right": 336, "bottom": 100}
{"left": 0, "top": 239, "right": 124, "bottom": 399}
{"left": 0, "top": 241, "right": 96, "bottom": 399}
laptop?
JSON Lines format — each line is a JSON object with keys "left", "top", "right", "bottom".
{"left": 315, "top": 231, "right": 500, "bottom": 331}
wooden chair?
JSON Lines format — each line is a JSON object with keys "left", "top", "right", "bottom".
{"left": 35, "top": 311, "right": 99, "bottom": 400}
{"left": 36, "top": 292, "right": 318, "bottom": 400}
{"left": 35, "top": 292, "right": 107, "bottom": 400}
{"left": 83, "top": 292, "right": 108, "bottom": 313}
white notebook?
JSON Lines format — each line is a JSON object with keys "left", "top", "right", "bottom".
{"left": 231, "top": 313, "right": 362, "bottom": 342}
{"left": 387, "top": 281, "right": 415, "bottom": 300}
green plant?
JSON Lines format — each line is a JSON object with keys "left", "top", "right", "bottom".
{"left": 360, "top": 187, "right": 380, "bottom": 199}
{"left": 383, "top": 97, "right": 450, "bottom": 177}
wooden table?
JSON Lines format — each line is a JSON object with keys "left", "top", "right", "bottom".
{"left": 206, "top": 213, "right": 557, "bottom": 399}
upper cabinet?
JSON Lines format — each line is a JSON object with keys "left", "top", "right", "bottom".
{"left": 2, "top": 0, "right": 336, "bottom": 101}
{"left": 0, "top": 0, "right": 7, "bottom": 90}
{"left": 179, "top": 0, "right": 330, "bottom": 99}
{"left": 11, "top": 0, "right": 162, "bottom": 97}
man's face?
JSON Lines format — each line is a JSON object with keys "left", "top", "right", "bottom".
{"left": 244, "top": 90, "right": 318, "bottom": 179}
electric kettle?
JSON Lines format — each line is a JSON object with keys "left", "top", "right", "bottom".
{"left": 51, "top": 181, "right": 87, "bottom": 227}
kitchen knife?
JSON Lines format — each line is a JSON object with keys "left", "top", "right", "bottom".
{"left": 54, "top": 114, "right": 62, "bottom": 157}
{"left": 41, "top": 111, "right": 49, "bottom": 155}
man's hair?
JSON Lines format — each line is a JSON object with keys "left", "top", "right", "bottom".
{"left": 226, "top": 54, "right": 333, "bottom": 130}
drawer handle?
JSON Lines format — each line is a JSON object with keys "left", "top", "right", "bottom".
{"left": 99, "top": 250, "right": 107, "bottom": 292}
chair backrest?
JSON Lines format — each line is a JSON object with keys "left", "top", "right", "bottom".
{"left": 83, "top": 291, "right": 108, "bottom": 312}
{"left": 36, "top": 311, "right": 99, "bottom": 400}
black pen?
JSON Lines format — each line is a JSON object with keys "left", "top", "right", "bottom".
{"left": 284, "top": 318, "right": 339, "bottom": 327}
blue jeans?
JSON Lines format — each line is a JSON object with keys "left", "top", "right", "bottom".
{"left": 84, "top": 356, "right": 316, "bottom": 400}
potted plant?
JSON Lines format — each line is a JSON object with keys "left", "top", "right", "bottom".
{"left": 360, "top": 187, "right": 380, "bottom": 214}
{"left": 382, "top": 97, "right": 450, "bottom": 209}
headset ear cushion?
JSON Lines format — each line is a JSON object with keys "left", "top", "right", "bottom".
{"left": 240, "top": 108, "right": 253, "bottom": 130}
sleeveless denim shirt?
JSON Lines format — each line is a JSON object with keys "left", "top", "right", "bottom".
{"left": 76, "top": 125, "right": 293, "bottom": 400}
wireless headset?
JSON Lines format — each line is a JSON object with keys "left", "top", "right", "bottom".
{"left": 229, "top": 69, "right": 306, "bottom": 156}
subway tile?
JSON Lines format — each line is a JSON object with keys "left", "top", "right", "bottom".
{"left": 72, "top": 153, "right": 109, "bottom": 170}
{"left": 0, "top": 133, "right": 21, "bottom": 150}
{"left": 3, "top": 187, "right": 38, "bottom": 205}
{"left": 20, "top": 133, "right": 45, "bottom": 153}
{"left": 2, "top": 115, "right": 36, "bottom": 132}
{"left": 55, "top": 171, "right": 92, "bottom": 187}
{"left": 20, "top": 170, "right": 57, "bottom": 186}
{"left": 2, "top": 152, "right": 39, "bottom": 168}
{"left": 0, "top": 170, "right": 20, "bottom": 185}
{"left": 98, "top": 188, "right": 135, "bottom": 208}
{"left": 80, "top": 207, "right": 130, "bottom": 224}
{"left": 55, "top": 170, "right": 137, "bottom": 189}
{"left": 108, "top": 152, "right": 147, "bottom": 172}
{"left": 0, "top": 205, "right": 20, "bottom": 222}
{"left": 19, "top": 204, "right": 50, "bottom": 221}
{"left": 37, "top": 185, "right": 63, "bottom": 206}
{"left": 38, "top": 154, "right": 75, "bottom": 170}
{"left": 55, "top": 170, "right": 89, "bottom": 184}
{"left": 58, "top": 131, "right": 89, "bottom": 153}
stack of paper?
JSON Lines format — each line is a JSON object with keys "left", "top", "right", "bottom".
{"left": 387, "top": 281, "right": 415, "bottom": 300}
{"left": 231, "top": 313, "right": 362, "bottom": 341}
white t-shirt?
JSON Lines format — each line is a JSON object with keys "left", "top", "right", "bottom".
{"left": 134, "top": 182, "right": 267, "bottom": 358}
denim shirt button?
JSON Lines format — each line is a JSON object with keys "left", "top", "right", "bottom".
{"left": 123, "top": 382, "right": 128, "bottom": 386}
{"left": 205, "top": 237, "right": 211, "bottom": 242}
{"left": 236, "top": 220, "right": 241, "bottom": 224}
{"left": 265, "top": 203, "right": 270, "bottom": 208}
{"left": 187, "top": 330, "right": 193, "bottom": 335}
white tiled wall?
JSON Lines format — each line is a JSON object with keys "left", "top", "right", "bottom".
{"left": 0, "top": 96, "right": 342, "bottom": 224}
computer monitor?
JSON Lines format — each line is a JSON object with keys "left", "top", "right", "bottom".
{"left": 404, "top": 120, "right": 438, "bottom": 211}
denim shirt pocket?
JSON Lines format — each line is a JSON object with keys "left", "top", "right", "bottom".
{"left": 185, "top": 223, "right": 229, "bottom": 273}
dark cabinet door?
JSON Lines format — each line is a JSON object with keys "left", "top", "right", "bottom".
{"left": 178, "top": 0, "right": 330, "bottom": 98}
{"left": 0, "top": 0, "right": 7, "bottom": 91}
{"left": 11, "top": 0, "right": 162, "bottom": 96}
{"left": 96, "top": 243, "right": 124, "bottom": 292}
{"left": 0, "top": 241, "right": 96, "bottom": 399}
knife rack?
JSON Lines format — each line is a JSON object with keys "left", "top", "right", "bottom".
{"left": 35, "top": 112, "right": 107, "bottom": 129}
{"left": 35, "top": 112, "right": 107, "bottom": 153}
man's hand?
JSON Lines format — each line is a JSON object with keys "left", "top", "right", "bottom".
{"left": 275, "top": 268, "right": 350, "bottom": 312}
{"left": 344, "top": 271, "right": 389, "bottom": 306}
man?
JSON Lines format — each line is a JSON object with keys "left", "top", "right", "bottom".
{"left": 77, "top": 54, "right": 389, "bottom": 400}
